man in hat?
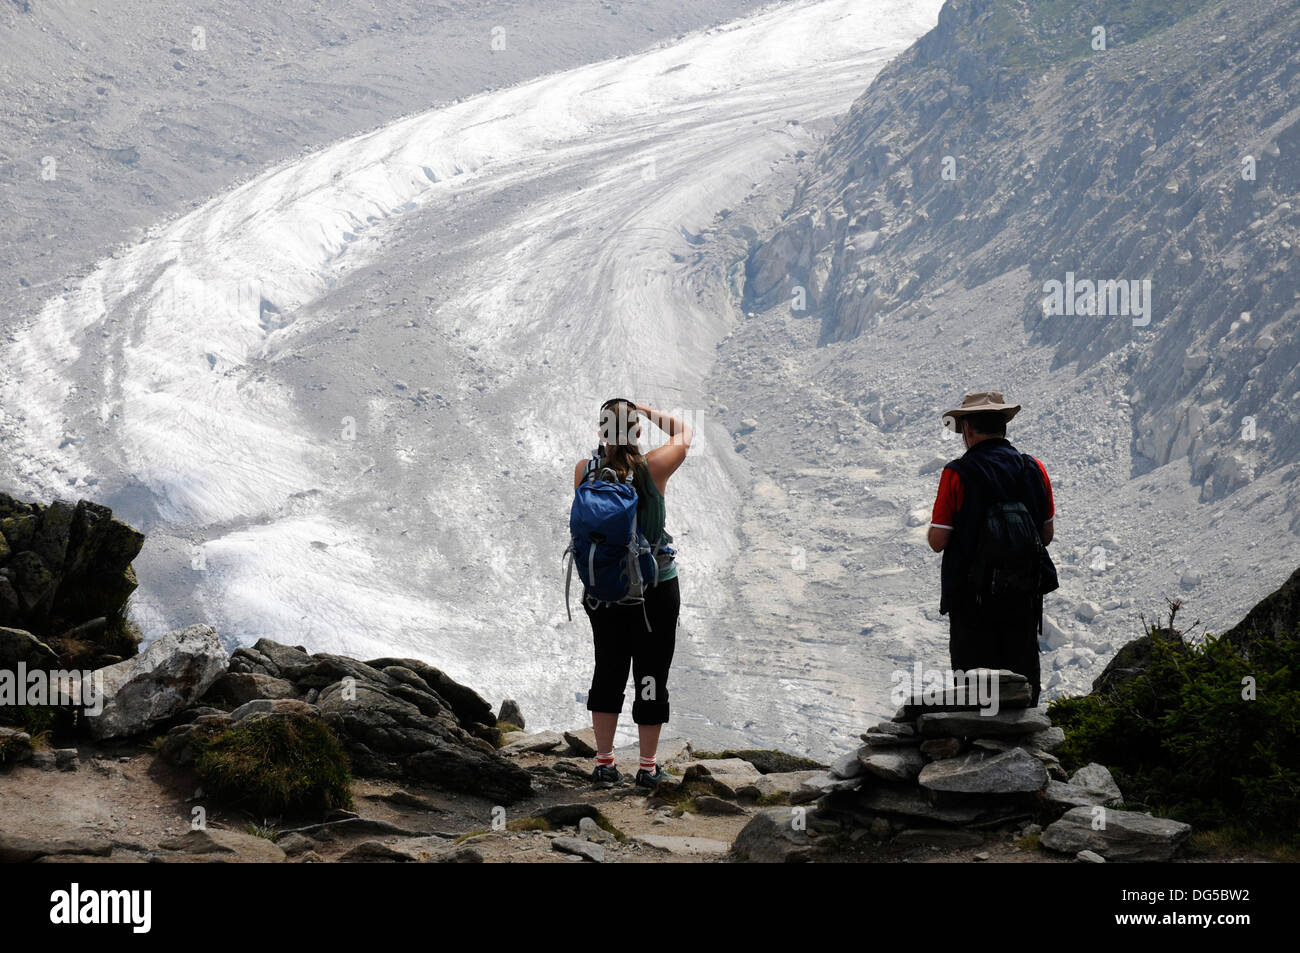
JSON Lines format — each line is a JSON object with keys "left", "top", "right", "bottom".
{"left": 927, "top": 392, "right": 1057, "bottom": 705}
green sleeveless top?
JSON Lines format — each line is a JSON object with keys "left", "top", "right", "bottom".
{"left": 631, "top": 462, "right": 677, "bottom": 583}
{"left": 595, "top": 453, "right": 677, "bottom": 583}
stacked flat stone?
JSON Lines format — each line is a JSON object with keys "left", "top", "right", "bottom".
{"left": 799, "top": 670, "right": 1066, "bottom": 831}
{"left": 782, "top": 668, "right": 1192, "bottom": 860}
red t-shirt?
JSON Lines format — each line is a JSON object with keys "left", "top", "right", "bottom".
{"left": 930, "top": 459, "right": 1054, "bottom": 530}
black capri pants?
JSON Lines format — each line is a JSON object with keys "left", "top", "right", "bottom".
{"left": 583, "top": 576, "right": 680, "bottom": 725}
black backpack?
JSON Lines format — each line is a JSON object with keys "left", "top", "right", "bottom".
{"left": 961, "top": 455, "right": 1050, "bottom": 604}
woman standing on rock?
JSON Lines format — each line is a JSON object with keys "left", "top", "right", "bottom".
{"left": 570, "top": 398, "right": 691, "bottom": 789}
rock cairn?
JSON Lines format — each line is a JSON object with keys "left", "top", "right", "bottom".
{"left": 741, "top": 668, "right": 1192, "bottom": 862}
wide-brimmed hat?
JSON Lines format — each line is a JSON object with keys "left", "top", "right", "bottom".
{"left": 942, "top": 391, "right": 1021, "bottom": 428}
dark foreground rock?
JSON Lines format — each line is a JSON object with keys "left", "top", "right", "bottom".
{"left": 193, "top": 638, "right": 533, "bottom": 804}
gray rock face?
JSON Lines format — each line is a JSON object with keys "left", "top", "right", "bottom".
{"left": 831, "top": 750, "right": 864, "bottom": 779}
{"left": 87, "top": 624, "right": 228, "bottom": 740}
{"left": 916, "top": 708, "right": 1052, "bottom": 738}
{"left": 858, "top": 745, "right": 926, "bottom": 783}
{"left": 918, "top": 748, "right": 1048, "bottom": 795}
{"left": 195, "top": 640, "right": 533, "bottom": 804}
{"left": 552, "top": 836, "right": 605, "bottom": 862}
{"left": 1070, "top": 763, "right": 1123, "bottom": 804}
{"left": 314, "top": 672, "right": 531, "bottom": 804}
{"left": 0, "top": 626, "right": 58, "bottom": 669}
{"left": 1041, "top": 807, "right": 1192, "bottom": 862}
{"left": 695, "top": 795, "right": 746, "bottom": 816}
{"left": 365, "top": 655, "right": 495, "bottom": 728}
{"left": 204, "top": 671, "right": 298, "bottom": 706}
{"left": 1043, "top": 780, "right": 1112, "bottom": 811}
{"left": 744, "top": 0, "right": 1300, "bottom": 501}
{"left": 678, "top": 757, "right": 763, "bottom": 798}
{"left": 1026, "top": 726, "right": 1065, "bottom": 753}
{"left": 792, "top": 771, "right": 860, "bottom": 805}
{"left": 0, "top": 495, "right": 143, "bottom": 657}
{"left": 730, "top": 806, "right": 817, "bottom": 862}
{"left": 229, "top": 698, "right": 320, "bottom": 725}
{"left": 498, "top": 730, "right": 564, "bottom": 755}
{"left": 751, "top": 770, "right": 822, "bottom": 800}
{"left": 563, "top": 728, "right": 598, "bottom": 757}
{"left": 498, "top": 698, "right": 525, "bottom": 728}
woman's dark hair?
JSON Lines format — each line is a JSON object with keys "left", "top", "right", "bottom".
{"left": 598, "top": 399, "right": 647, "bottom": 483}
{"left": 964, "top": 411, "right": 1007, "bottom": 437}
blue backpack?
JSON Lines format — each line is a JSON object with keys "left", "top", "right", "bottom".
{"left": 563, "top": 451, "right": 666, "bottom": 631}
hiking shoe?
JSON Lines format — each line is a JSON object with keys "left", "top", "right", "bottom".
{"left": 634, "top": 765, "right": 671, "bottom": 790}
{"left": 590, "top": 764, "right": 623, "bottom": 789}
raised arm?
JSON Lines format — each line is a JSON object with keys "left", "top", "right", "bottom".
{"left": 636, "top": 401, "right": 692, "bottom": 490}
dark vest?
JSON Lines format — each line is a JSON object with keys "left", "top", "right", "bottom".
{"left": 940, "top": 438, "right": 1050, "bottom": 615}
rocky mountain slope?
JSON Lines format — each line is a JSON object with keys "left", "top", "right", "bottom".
{"left": 747, "top": 0, "right": 1300, "bottom": 502}
{"left": 698, "top": 0, "right": 1300, "bottom": 731}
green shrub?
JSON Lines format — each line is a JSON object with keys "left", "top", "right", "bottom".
{"left": 194, "top": 714, "right": 353, "bottom": 816}
{"left": 1049, "top": 615, "right": 1300, "bottom": 839}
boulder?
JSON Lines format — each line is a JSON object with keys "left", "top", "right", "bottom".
{"left": 1043, "top": 780, "right": 1113, "bottom": 811}
{"left": 498, "top": 730, "right": 564, "bottom": 755}
{"left": 315, "top": 677, "right": 532, "bottom": 803}
{"left": 86, "top": 624, "right": 228, "bottom": 740}
{"left": 1091, "top": 631, "right": 1189, "bottom": 695}
{"left": 564, "top": 728, "right": 598, "bottom": 757}
{"left": 249, "top": 639, "right": 315, "bottom": 680}
{"left": 730, "top": 807, "right": 817, "bottom": 862}
{"left": 405, "top": 742, "right": 533, "bottom": 805}
{"left": 498, "top": 698, "right": 525, "bottom": 728}
{"left": 830, "top": 750, "right": 864, "bottom": 780}
{"left": 792, "top": 771, "right": 860, "bottom": 804}
{"left": 551, "top": 836, "right": 605, "bottom": 862}
{"left": 204, "top": 671, "right": 298, "bottom": 707}
{"left": 677, "top": 757, "right": 763, "bottom": 797}
{"left": 694, "top": 795, "right": 746, "bottom": 815}
{"left": 750, "top": 770, "right": 823, "bottom": 801}
{"left": 0, "top": 626, "right": 59, "bottom": 669}
{"left": 1040, "top": 807, "right": 1191, "bottom": 862}
{"left": 1070, "top": 763, "right": 1123, "bottom": 804}
{"left": 229, "top": 698, "right": 320, "bottom": 725}
{"left": 918, "top": 748, "right": 1048, "bottom": 795}
{"left": 365, "top": 655, "right": 494, "bottom": 727}
{"left": 530, "top": 802, "right": 603, "bottom": 827}
{"left": 1026, "top": 726, "right": 1065, "bottom": 752}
